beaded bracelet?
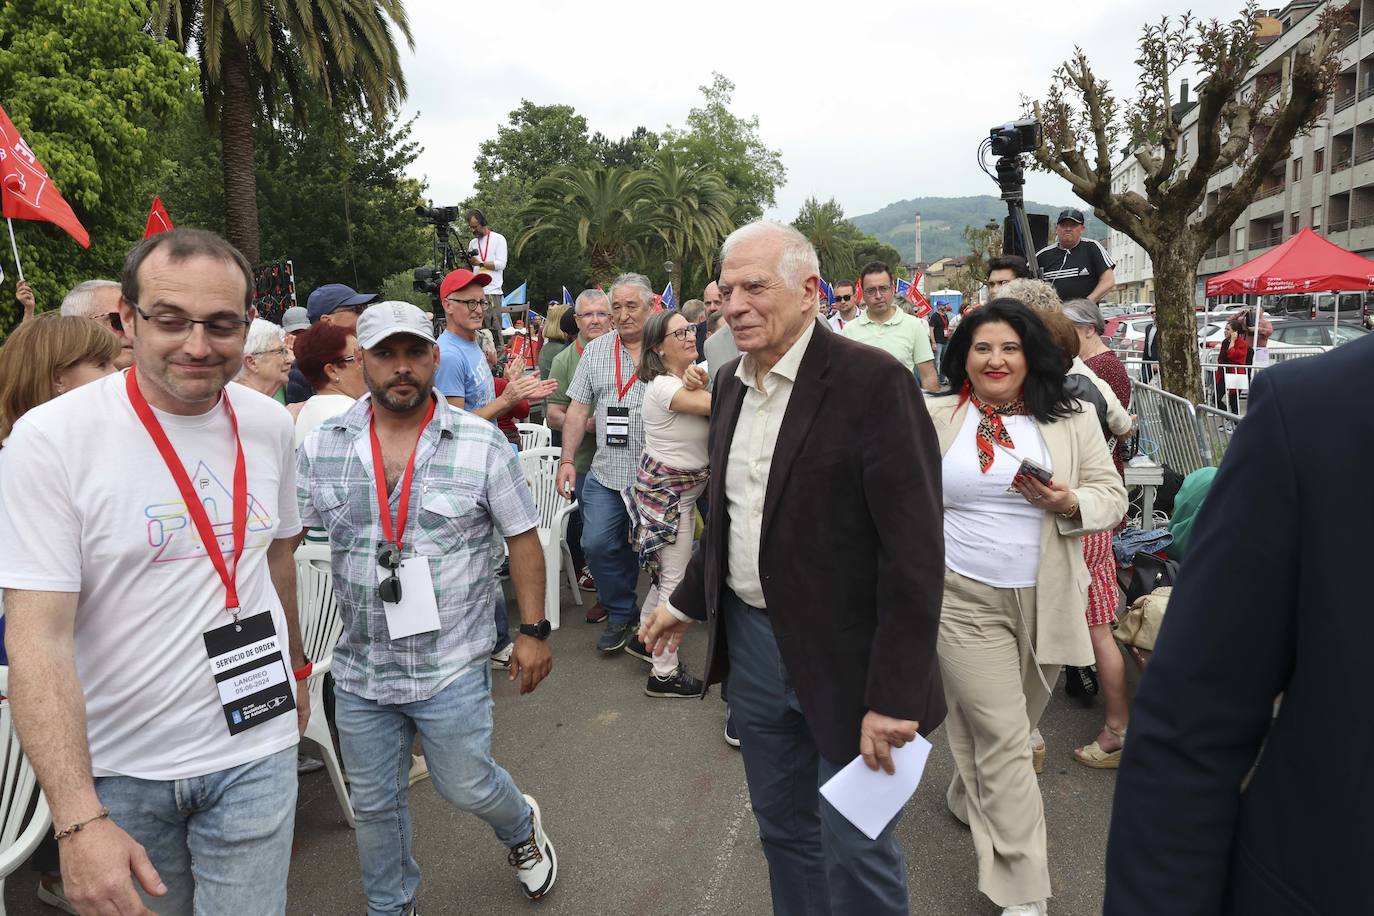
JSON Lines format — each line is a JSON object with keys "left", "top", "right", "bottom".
{"left": 55, "top": 807, "right": 110, "bottom": 841}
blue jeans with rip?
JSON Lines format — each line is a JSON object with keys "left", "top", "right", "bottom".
{"left": 335, "top": 665, "right": 533, "bottom": 916}
{"left": 94, "top": 746, "right": 297, "bottom": 915}
{"left": 578, "top": 471, "right": 640, "bottom": 626}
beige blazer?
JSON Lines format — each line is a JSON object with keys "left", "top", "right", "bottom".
{"left": 927, "top": 395, "right": 1129, "bottom": 667}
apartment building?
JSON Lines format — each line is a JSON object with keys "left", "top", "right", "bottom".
{"left": 1104, "top": 1, "right": 1372, "bottom": 305}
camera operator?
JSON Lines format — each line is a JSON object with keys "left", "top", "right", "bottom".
{"left": 1036, "top": 210, "right": 1115, "bottom": 303}
{"left": 465, "top": 209, "right": 508, "bottom": 336}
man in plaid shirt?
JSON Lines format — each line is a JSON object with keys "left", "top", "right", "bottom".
{"left": 297, "top": 301, "right": 558, "bottom": 913}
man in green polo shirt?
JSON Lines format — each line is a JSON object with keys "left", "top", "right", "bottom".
{"left": 844, "top": 260, "right": 939, "bottom": 391}
{"left": 547, "top": 288, "right": 612, "bottom": 623}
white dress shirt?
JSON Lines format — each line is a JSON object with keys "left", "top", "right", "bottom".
{"left": 666, "top": 321, "right": 816, "bottom": 621}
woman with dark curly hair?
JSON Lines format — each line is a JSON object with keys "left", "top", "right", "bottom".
{"left": 930, "top": 299, "right": 1127, "bottom": 916}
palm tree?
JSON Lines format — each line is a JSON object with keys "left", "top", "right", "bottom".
{"left": 640, "top": 152, "right": 736, "bottom": 297}
{"left": 793, "top": 196, "right": 857, "bottom": 282}
{"left": 150, "top": 0, "right": 412, "bottom": 265}
{"left": 515, "top": 166, "right": 659, "bottom": 287}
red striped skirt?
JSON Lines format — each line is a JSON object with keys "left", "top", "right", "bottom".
{"left": 1083, "top": 530, "right": 1119, "bottom": 627}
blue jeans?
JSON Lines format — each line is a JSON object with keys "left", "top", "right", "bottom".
{"left": 336, "top": 666, "right": 533, "bottom": 916}
{"left": 579, "top": 471, "right": 640, "bottom": 626}
{"left": 493, "top": 591, "right": 510, "bottom": 653}
{"left": 724, "top": 593, "right": 910, "bottom": 916}
{"left": 94, "top": 746, "right": 297, "bottom": 915}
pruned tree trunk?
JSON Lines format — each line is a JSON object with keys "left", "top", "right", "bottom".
{"left": 1147, "top": 235, "right": 1203, "bottom": 404}
{"left": 220, "top": 36, "right": 262, "bottom": 266}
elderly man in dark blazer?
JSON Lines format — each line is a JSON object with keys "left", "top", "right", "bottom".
{"left": 642, "top": 221, "right": 945, "bottom": 915}
{"left": 1104, "top": 335, "right": 1374, "bottom": 915}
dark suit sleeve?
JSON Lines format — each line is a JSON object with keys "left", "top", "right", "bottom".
{"left": 1104, "top": 370, "right": 1300, "bottom": 915}
{"left": 859, "top": 363, "right": 946, "bottom": 729}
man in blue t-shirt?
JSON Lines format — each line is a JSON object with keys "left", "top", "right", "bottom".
{"left": 433, "top": 268, "right": 558, "bottom": 666}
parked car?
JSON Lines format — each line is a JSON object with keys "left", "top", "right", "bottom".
{"left": 1109, "top": 316, "right": 1154, "bottom": 353}
{"left": 1265, "top": 320, "right": 1367, "bottom": 350}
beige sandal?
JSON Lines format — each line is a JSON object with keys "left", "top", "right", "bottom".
{"left": 1073, "top": 727, "right": 1125, "bottom": 769}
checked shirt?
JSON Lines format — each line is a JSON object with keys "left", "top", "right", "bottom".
{"left": 297, "top": 394, "right": 539, "bottom": 705}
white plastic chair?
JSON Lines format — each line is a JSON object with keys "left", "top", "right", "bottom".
{"left": 294, "top": 545, "right": 354, "bottom": 828}
{"left": 517, "top": 447, "right": 582, "bottom": 630}
{"left": 516, "top": 422, "right": 551, "bottom": 451}
{"left": 0, "top": 668, "right": 50, "bottom": 915}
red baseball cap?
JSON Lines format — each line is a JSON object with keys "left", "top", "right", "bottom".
{"left": 440, "top": 268, "right": 492, "bottom": 301}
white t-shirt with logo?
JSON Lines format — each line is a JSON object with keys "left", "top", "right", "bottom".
{"left": 467, "top": 229, "right": 509, "bottom": 295}
{"left": 0, "top": 373, "right": 302, "bottom": 780}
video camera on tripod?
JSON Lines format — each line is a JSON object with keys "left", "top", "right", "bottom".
{"left": 981, "top": 119, "right": 1045, "bottom": 278}
{"left": 411, "top": 205, "right": 470, "bottom": 318}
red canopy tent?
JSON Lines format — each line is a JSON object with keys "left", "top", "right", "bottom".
{"left": 1205, "top": 226, "right": 1374, "bottom": 296}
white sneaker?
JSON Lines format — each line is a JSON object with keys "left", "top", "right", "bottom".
{"left": 408, "top": 754, "right": 430, "bottom": 786}
{"left": 1002, "top": 902, "right": 1047, "bottom": 916}
{"left": 490, "top": 643, "right": 514, "bottom": 669}
{"left": 508, "top": 793, "right": 557, "bottom": 899}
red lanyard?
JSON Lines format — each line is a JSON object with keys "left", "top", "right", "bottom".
{"left": 614, "top": 339, "right": 638, "bottom": 401}
{"left": 368, "top": 397, "right": 437, "bottom": 551}
{"left": 477, "top": 231, "right": 489, "bottom": 264}
{"left": 575, "top": 337, "right": 584, "bottom": 356}
{"left": 125, "top": 367, "right": 247, "bottom": 615}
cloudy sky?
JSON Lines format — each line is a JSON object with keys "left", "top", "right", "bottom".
{"left": 398, "top": 0, "right": 1244, "bottom": 221}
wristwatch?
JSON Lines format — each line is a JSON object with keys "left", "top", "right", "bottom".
{"left": 519, "top": 620, "right": 551, "bottom": 640}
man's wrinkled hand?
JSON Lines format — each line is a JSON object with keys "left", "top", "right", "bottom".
{"left": 638, "top": 606, "right": 690, "bottom": 657}
{"left": 61, "top": 818, "right": 165, "bottom": 916}
{"left": 859, "top": 711, "right": 919, "bottom": 775}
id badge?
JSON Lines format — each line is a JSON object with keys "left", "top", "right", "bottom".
{"left": 203, "top": 611, "right": 295, "bottom": 736}
{"left": 606, "top": 406, "right": 630, "bottom": 447}
{"left": 376, "top": 557, "right": 442, "bottom": 640}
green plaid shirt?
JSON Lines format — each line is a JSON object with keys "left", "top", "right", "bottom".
{"left": 297, "top": 394, "right": 539, "bottom": 705}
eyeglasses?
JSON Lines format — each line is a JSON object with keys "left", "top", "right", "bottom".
{"left": 252, "top": 346, "right": 290, "bottom": 359}
{"left": 101, "top": 312, "right": 124, "bottom": 332}
{"left": 330, "top": 354, "right": 358, "bottom": 366}
{"left": 863, "top": 285, "right": 891, "bottom": 297}
{"left": 377, "top": 542, "right": 403, "bottom": 603}
{"left": 446, "top": 297, "right": 486, "bottom": 310}
{"left": 128, "top": 302, "right": 250, "bottom": 339}
{"left": 834, "top": 294, "right": 853, "bottom": 303}
{"left": 666, "top": 327, "right": 694, "bottom": 342}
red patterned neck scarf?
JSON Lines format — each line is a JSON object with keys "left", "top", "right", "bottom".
{"left": 970, "top": 394, "right": 1025, "bottom": 473}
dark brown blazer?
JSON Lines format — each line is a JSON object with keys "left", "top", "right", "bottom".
{"left": 671, "top": 321, "right": 946, "bottom": 765}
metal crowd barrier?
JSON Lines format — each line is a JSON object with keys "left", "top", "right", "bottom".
{"left": 1129, "top": 381, "right": 1216, "bottom": 475}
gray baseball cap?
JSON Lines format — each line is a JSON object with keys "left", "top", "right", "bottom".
{"left": 281, "top": 306, "right": 310, "bottom": 333}
{"left": 356, "top": 301, "right": 437, "bottom": 350}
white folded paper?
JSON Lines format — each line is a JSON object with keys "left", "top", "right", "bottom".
{"left": 818, "top": 734, "right": 932, "bottom": 840}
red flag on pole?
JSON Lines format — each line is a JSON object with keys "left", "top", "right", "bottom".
{"left": 0, "top": 104, "right": 90, "bottom": 248}
{"left": 907, "top": 270, "right": 933, "bottom": 318}
{"left": 143, "top": 196, "right": 174, "bottom": 239}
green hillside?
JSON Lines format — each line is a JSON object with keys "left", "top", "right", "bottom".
{"left": 850, "top": 196, "right": 1111, "bottom": 264}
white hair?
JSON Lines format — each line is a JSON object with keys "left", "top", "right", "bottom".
{"left": 236, "top": 319, "right": 286, "bottom": 379}
{"left": 720, "top": 221, "right": 820, "bottom": 289}
{"left": 476, "top": 328, "right": 497, "bottom": 355}
{"left": 60, "top": 279, "right": 120, "bottom": 317}
{"left": 574, "top": 288, "right": 609, "bottom": 313}
{"left": 607, "top": 273, "right": 655, "bottom": 308}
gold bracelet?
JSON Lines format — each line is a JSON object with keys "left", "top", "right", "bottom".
{"left": 1056, "top": 503, "right": 1079, "bottom": 520}
{"left": 54, "top": 807, "right": 110, "bottom": 840}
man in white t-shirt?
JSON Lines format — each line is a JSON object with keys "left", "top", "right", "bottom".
{"left": 0, "top": 228, "right": 308, "bottom": 916}
{"left": 465, "top": 208, "right": 509, "bottom": 336}
{"left": 826, "top": 280, "right": 860, "bottom": 333}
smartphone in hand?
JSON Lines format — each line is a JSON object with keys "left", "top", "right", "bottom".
{"left": 1014, "top": 457, "right": 1053, "bottom": 487}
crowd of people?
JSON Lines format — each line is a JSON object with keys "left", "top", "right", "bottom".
{"left": 0, "top": 211, "right": 1345, "bottom": 916}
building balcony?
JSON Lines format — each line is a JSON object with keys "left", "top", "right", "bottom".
{"left": 1350, "top": 213, "right": 1374, "bottom": 229}
{"left": 1337, "top": 93, "right": 1359, "bottom": 113}
{"left": 1329, "top": 219, "right": 1351, "bottom": 232}
{"left": 1250, "top": 231, "right": 1284, "bottom": 250}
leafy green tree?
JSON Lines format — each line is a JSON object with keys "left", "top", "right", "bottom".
{"left": 591, "top": 126, "right": 661, "bottom": 170}
{"left": 794, "top": 197, "right": 858, "bottom": 281}
{"left": 515, "top": 165, "right": 658, "bottom": 287}
{"left": 642, "top": 152, "right": 735, "bottom": 298}
{"left": 664, "top": 73, "right": 786, "bottom": 223}
{"left": 150, "top": 0, "right": 413, "bottom": 265}
{"left": 473, "top": 101, "right": 595, "bottom": 186}
{"left": 0, "top": 0, "right": 195, "bottom": 333}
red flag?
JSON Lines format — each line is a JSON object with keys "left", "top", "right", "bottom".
{"left": 0, "top": 104, "right": 89, "bottom": 248}
{"left": 907, "top": 270, "right": 933, "bottom": 318}
{"left": 143, "top": 196, "right": 174, "bottom": 239}
{"left": 854, "top": 276, "right": 863, "bottom": 304}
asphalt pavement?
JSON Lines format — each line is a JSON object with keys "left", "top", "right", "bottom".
{"left": 5, "top": 579, "right": 1129, "bottom": 916}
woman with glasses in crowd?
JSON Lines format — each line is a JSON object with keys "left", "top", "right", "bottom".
{"left": 927, "top": 299, "right": 1126, "bottom": 916}
{"left": 235, "top": 318, "right": 294, "bottom": 404}
{"left": 290, "top": 322, "right": 367, "bottom": 445}
{"left": 623, "top": 310, "right": 710, "bottom": 699}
